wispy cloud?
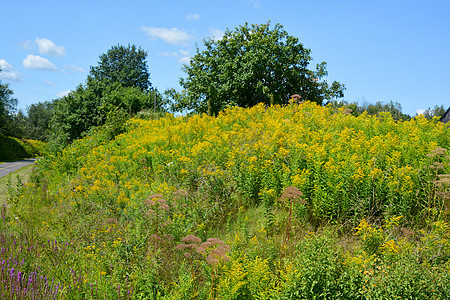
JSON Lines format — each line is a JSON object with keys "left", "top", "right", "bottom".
{"left": 0, "top": 59, "right": 21, "bottom": 81}
{"left": 158, "top": 49, "right": 190, "bottom": 64}
{"left": 55, "top": 90, "right": 71, "bottom": 98}
{"left": 23, "top": 55, "right": 57, "bottom": 71}
{"left": 416, "top": 109, "right": 425, "bottom": 115}
{"left": 247, "top": 0, "right": 261, "bottom": 9}
{"left": 185, "top": 13, "right": 199, "bottom": 21}
{"left": 159, "top": 51, "right": 180, "bottom": 58}
{"left": 19, "top": 40, "right": 34, "bottom": 51}
{"left": 63, "top": 64, "right": 85, "bottom": 72}
{"left": 35, "top": 38, "right": 66, "bottom": 57}
{"left": 177, "top": 49, "right": 191, "bottom": 64}
{"left": 141, "top": 26, "right": 194, "bottom": 46}
{"left": 177, "top": 56, "right": 191, "bottom": 64}
{"left": 179, "top": 49, "right": 189, "bottom": 56}
{"left": 209, "top": 28, "right": 225, "bottom": 41}
{"left": 43, "top": 78, "right": 57, "bottom": 86}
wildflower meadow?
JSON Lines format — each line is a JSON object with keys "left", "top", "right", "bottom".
{"left": 2, "top": 101, "right": 449, "bottom": 299}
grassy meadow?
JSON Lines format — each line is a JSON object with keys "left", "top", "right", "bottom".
{"left": 1, "top": 101, "right": 449, "bottom": 299}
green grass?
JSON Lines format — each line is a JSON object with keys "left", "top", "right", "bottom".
{"left": 2, "top": 104, "right": 449, "bottom": 299}
{"left": 0, "top": 164, "right": 34, "bottom": 204}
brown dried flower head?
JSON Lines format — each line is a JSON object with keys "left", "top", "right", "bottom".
{"left": 279, "top": 186, "right": 306, "bottom": 204}
{"left": 149, "top": 234, "right": 162, "bottom": 242}
{"left": 182, "top": 235, "right": 202, "bottom": 244}
{"left": 145, "top": 199, "right": 157, "bottom": 206}
{"left": 196, "top": 242, "right": 213, "bottom": 254}
{"left": 206, "top": 238, "right": 225, "bottom": 245}
{"left": 206, "top": 245, "right": 231, "bottom": 266}
{"left": 430, "top": 162, "right": 445, "bottom": 170}
{"left": 426, "top": 147, "right": 448, "bottom": 158}
{"left": 146, "top": 209, "right": 156, "bottom": 217}
{"left": 105, "top": 218, "right": 117, "bottom": 224}
{"left": 159, "top": 203, "right": 170, "bottom": 210}
{"left": 173, "top": 189, "right": 189, "bottom": 197}
{"left": 343, "top": 108, "right": 353, "bottom": 115}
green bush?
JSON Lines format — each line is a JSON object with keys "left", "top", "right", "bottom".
{"left": 0, "top": 134, "right": 45, "bottom": 161}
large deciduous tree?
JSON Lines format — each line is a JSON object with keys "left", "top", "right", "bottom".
{"left": 88, "top": 44, "right": 151, "bottom": 90}
{"left": 179, "top": 22, "right": 345, "bottom": 115}
{"left": 49, "top": 44, "right": 165, "bottom": 152}
{"left": 0, "top": 70, "right": 18, "bottom": 135}
{"left": 50, "top": 81, "right": 163, "bottom": 151}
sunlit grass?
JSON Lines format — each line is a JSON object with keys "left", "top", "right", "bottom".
{"left": 0, "top": 164, "right": 34, "bottom": 204}
{"left": 2, "top": 102, "right": 449, "bottom": 299}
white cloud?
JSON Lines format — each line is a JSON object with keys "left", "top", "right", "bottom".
{"left": 209, "top": 28, "right": 225, "bottom": 41}
{"left": 141, "top": 26, "right": 194, "bottom": 46}
{"left": 177, "top": 56, "right": 191, "bottom": 64}
{"left": 159, "top": 52, "right": 180, "bottom": 58}
{"left": 43, "top": 78, "right": 56, "bottom": 86}
{"left": 23, "top": 55, "right": 57, "bottom": 70}
{"left": 56, "top": 90, "right": 71, "bottom": 98}
{"left": 63, "top": 64, "right": 85, "bottom": 72}
{"left": 0, "top": 59, "right": 21, "bottom": 81}
{"left": 416, "top": 109, "right": 425, "bottom": 115}
{"left": 248, "top": 0, "right": 261, "bottom": 9}
{"left": 35, "top": 38, "right": 66, "bottom": 57}
{"left": 159, "top": 50, "right": 190, "bottom": 63}
{"left": 19, "top": 40, "right": 34, "bottom": 50}
{"left": 186, "top": 13, "right": 199, "bottom": 21}
{"left": 179, "top": 49, "right": 189, "bottom": 56}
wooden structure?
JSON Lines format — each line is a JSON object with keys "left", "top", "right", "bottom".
{"left": 440, "top": 107, "right": 450, "bottom": 124}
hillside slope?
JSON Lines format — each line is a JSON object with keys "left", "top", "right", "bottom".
{"left": 5, "top": 101, "right": 450, "bottom": 299}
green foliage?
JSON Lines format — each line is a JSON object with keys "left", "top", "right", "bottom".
{"left": 3, "top": 103, "right": 450, "bottom": 299}
{"left": 24, "top": 101, "right": 54, "bottom": 141}
{"left": 423, "top": 104, "right": 447, "bottom": 119}
{"left": 179, "top": 22, "right": 345, "bottom": 115}
{"left": 282, "top": 232, "right": 361, "bottom": 299}
{"left": 48, "top": 44, "right": 167, "bottom": 153}
{"left": 88, "top": 44, "right": 151, "bottom": 91}
{"left": 3, "top": 101, "right": 55, "bottom": 141}
{"left": 327, "top": 100, "right": 412, "bottom": 121}
{"left": 0, "top": 134, "right": 45, "bottom": 161}
{"left": 49, "top": 80, "right": 164, "bottom": 153}
{"left": 0, "top": 74, "right": 18, "bottom": 136}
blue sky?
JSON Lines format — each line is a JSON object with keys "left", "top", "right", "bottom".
{"left": 1, "top": 0, "right": 449, "bottom": 116}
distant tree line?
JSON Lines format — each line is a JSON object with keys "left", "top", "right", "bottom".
{"left": 327, "top": 100, "right": 447, "bottom": 122}
{"left": 1, "top": 22, "right": 448, "bottom": 154}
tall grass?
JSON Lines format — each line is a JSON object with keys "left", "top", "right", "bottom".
{"left": 2, "top": 101, "right": 449, "bottom": 298}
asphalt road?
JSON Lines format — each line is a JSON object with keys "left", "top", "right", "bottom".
{"left": 0, "top": 159, "right": 37, "bottom": 178}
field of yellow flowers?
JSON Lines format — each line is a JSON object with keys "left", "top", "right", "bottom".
{"left": 2, "top": 101, "right": 449, "bottom": 299}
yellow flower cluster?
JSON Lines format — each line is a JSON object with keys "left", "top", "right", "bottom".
{"left": 49, "top": 101, "right": 448, "bottom": 221}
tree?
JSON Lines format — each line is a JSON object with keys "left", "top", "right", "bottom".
{"left": 327, "top": 100, "right": 411, "bottom": 121}
{"left": 22, "top": 101, "right": 55, "bottom": 141}
{"left": 362, "top": 101, "right": 411, "bottom": 121}
{"left": 178, "top": 22, "right": 345, "bottom": 115}
{"left": 49, "top": 80, "right": 163, "bottom": 151}
{"left": 88, "top": 44, "right": 151, "bottom": 90}
{"left": 0, "top": 69, "right": 18, "bottom": 135}
{"left": 422, "top": 105, "right": 446, "bottom": 119}
{"left": 49, "top": 44, "right": 167, "bottom": 152}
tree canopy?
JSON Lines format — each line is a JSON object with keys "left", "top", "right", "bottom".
{"left": 88, "top": 44, "right": 151, "bottom": 90}
{"left": 178, "top": 22, "right": 345, "bottom": 115}
{"left": 0, "top": 69, "right": 18, "bottom": 136}
{"left": 50, "top": 80, "right": 163, "bottom": 151}
{"left": 49, "top": 44, "right": 166, "bottom": 152}
{"left": 422, "top": 105, "right": 447, "bottom": 119}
